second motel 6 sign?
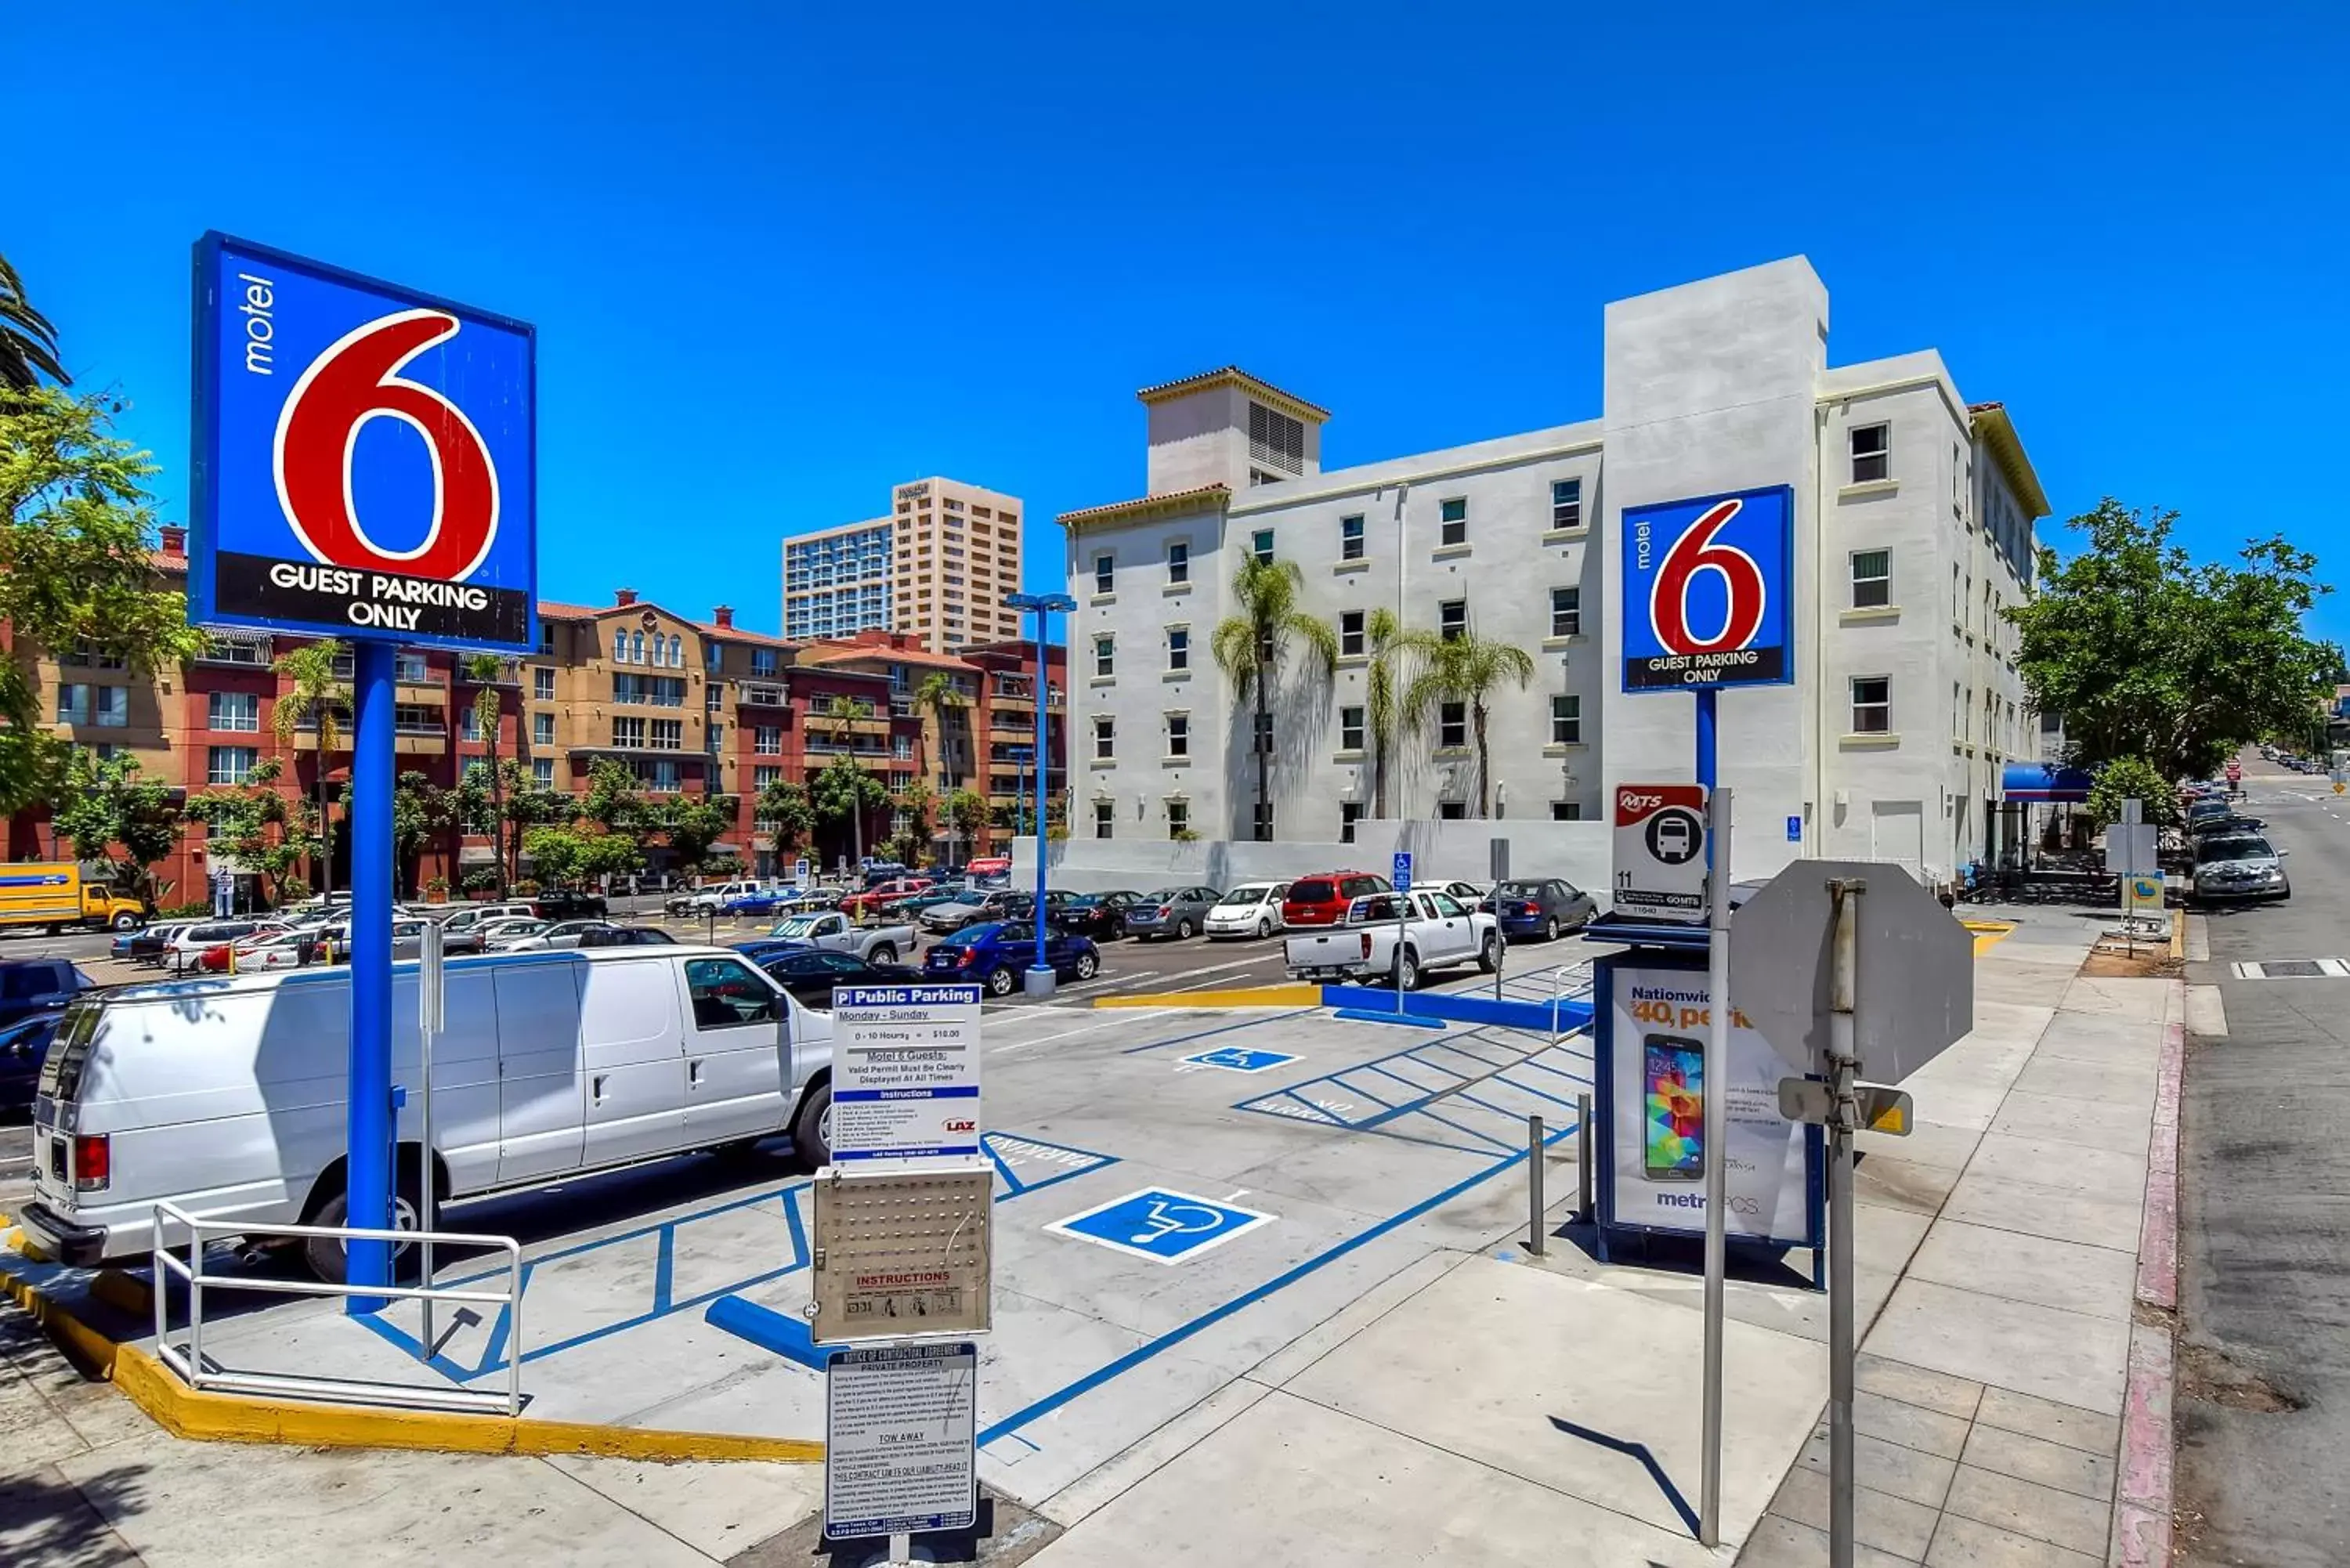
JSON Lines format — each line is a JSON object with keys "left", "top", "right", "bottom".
{"left": 189, "top": 233, "right": 537, "bottom": 653}
{"left": 1619, "top": 485, "right": 1794, "bottom": 693}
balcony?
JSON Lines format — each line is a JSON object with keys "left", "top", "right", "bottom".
{"left": 194, "top": 630, "right": 273, "bottom": 667}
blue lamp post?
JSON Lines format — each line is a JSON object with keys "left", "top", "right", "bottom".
{"left": 1004, "top": 591, "right": 1074, "bottom": 997}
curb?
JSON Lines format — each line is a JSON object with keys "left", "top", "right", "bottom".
{"left": 2110, "top": 995, "right": 2186, "bottom": 1568}
{"left": 1094, "top": 985, "right": 1320, "bottom": 1009}
{"left": 1, "top": 1259, "right": 821, "bottom": 1465}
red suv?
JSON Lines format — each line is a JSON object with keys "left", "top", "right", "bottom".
{"left": 1280, "top": 871, "right": 1393, "bottom": 929}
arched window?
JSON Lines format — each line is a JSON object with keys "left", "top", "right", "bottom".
{"left": 631, "top": 631, "right": 645, "bottom": 663}
{"left": 669, "top": 635, "right": 683, "bottom": 668}
{"left": 612, "top": 630, "right": 626, "bottom": 663}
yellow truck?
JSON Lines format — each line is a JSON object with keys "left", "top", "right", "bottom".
{"left": 0, "top": 862, "right": 147, "bottom": 934}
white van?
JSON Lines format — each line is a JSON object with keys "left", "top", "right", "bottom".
{"left": 18, "top": 946, "right": 834, "bottom": 1281}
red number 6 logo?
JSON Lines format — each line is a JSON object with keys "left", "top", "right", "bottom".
{"left": 273, "top": 309, "right": 501, "bottom": 581}
{"left": 1650, "top": 498, "right": 1766, "bottom": 656}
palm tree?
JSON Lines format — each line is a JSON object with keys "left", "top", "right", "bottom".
{"left": 1211, "top": 555, "right": 1339, "bottom": 841}
{"left": 822, "top": 694, "right": 871, "bottom": 866}
{"left": 913, "top": 670, "right": 967, "bottom": 788}
{"left": 462, "top": 654, "right": 507, "bottom": 885}
{"left": 1397, "top": 627, "right": 1536, "bottom": 818}
{"left": 0, "top": 254, "right": 67, "bottom": 390}
{"left": 1365, "top": 607, "right": 1406, "bottom": 819}
{"left": 270, "top": 639, "right": 350, "bottom": 896}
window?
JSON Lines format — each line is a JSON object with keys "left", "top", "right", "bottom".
{"left": 539, "top": 623, "right": 557, "bottom": 656}
{"left": 533, "top": 758, "right": 555, "bottom": 789}
{"left": 753, "top": 765, "right": 782, "bottom": 789}
{"left": 1956, "top": 684, "right": 1967, "bottom": 740}
{"left": 751, "top": 647, "right": 779, "bottom": 677}
{"left": 704, "top": 641, "right": 722, "bottom": 673}
{"left": 1094, "top": 552, "right": 1114, "bottom": 594}
{"left": 755, "top": 724, "right": 782, "bottom": 756}
{"left": 1439, "top": 600, "right": 1466, "bottom": 641}
{"left": 1252, "top": 800, "right": 1273, "bottom": 840}
{"left": 1851, "top": 551, "right": 1891, "bottom": 609}
{"left": 1167, "top": 627, "right": 1190, "bottom": 672}
{"left": 533, "top": 667, "right": 555, "bottom": 701}
{"left": 461, "top": 706, "right": 483, "bottom": 742}
{"left": 1550, "top": 478, "right": 1583, "bottom": 530}
{"left": 532, "top": 712, "right": 555, "bottom": 746}
{"left": 642, "top": 758, "right": 681, "bottom": 792}
{"left": 631, "top": 631, "right": 646, "bottom": 663}
{"left": 208, "top": 691, "right": 259, "bottom": 732}
{"left": 1850, "top": 423, "right": 1889, "bottom": 484}
{"left": 1552, "top": 801, "right": 1583, "bottom": 822}
{"left": 1094, "top": 799, "right": 1115, "bottom": 839}
{"left": 893, "top": 734, "right": 913, "bottom": 761}
{"left": 1551, "top": 694, "right": 1582, "bottom": 745}
{"left": 55, "top": 684, "right": 86, "bottom": 723}
{"left": 1438, "top": 801, "right": 1466, "bottom": 820}
{"left": 613, "top": 716, "right": 645, "bottom": 747}
{"left": 1439, "top": 497, "right": 1467, "bottom": 547}
{"left": 1340, "top": 802, "right": 1362, "bottom": 843}
{"left": 651, "top": 720, "right": 682, "bottom": 750}
{"left": 1340, "top": 610, "right": 1365, "bottom": 657}
{"left": 1094, "top": 635, "right": 1115, "bottom": 678}
{"left": 1253, "top": 710, "right": 1274, "bottom": 755}
{"left": 1167, "top": 714, "right": 1189, "bottom": 758}
{"left": 1251, "top": 529, "right": 1274, "bottom": 565}
{"left": 1166, "top": 800, "right": 1189, "bottom": 839}
{"left": 395, "top": 652, "right": 429, "bottom": 683}
{"left": 685, "top": 957, "right": 779, "bottom": 1029}
{"left": 88, "top": 685, "right": 127, "bottom": 728}
{"left": 1247, "top": 401, "right": 1304, "bottom": 475}
{"left": 612, "top": 630, "right": 627, "bottom": 663}
{"left": 1340, "top": 706, "right": 1365, "bottom": 751}
{"left": 1094, "top": 716, "right": 1115, "bottom": 761}
{"left": 1166, "top": 540, "right": 1190, "bottom": 585}
{"left": 1850, "top": 677, "right": 1891, "bottom": 734}
{"left": 1439, "top": 701, "right": 1466, "bottom": 749}
{"left": 1550, "top": 587, "right": 1581, "bottom": 638}
{"left": 208, "top": 746, "right": 258, "bottom": 785}
{"left": 1325, "top": 515, "right": 1361, "bottom": 565}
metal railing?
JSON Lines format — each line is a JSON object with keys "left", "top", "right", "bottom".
{"left": 150, "top": 1199, "right": 525, "bottom": 1416}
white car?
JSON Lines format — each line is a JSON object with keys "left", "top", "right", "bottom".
{"left": 1204, "top": 882, "right": 1290, "bottom": 939}
{"left": 498, "top": 919, "right": 614, "bottom": 952}
{"left": 230, "top": 930, "right": 316, "bottom": 970}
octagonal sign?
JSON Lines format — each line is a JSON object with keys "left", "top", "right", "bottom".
{"left": 1727, "top": 860, "right": 1974, "bottom": 1083}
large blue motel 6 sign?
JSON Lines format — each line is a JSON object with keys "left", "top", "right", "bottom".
{"left": 189, "top": 233, "right": 537, "bottom": 652}
{"left": 1619, "top": 486, "right": 1793, "bottom": 693}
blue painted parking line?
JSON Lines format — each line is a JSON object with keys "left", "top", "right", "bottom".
{"left": 1117, "top": 1008, "right": 1318, "bottom": 1056}
{"left": 1179, "top": 1046, "right": 1300, "bottom": 1074}
{"left": 984, "top": 1131, "right": 1118, "bottom": 1198}
{"left": 1045, "top": 1187, "right": 1275, "bottom": 1264}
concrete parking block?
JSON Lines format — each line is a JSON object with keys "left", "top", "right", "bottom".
{"left": 1769, "top": 1462, "right": 1940, "bottom": 1560}
{"left": 1986, "top": 1089, "right": 2154, "bottom": 1157}
{"left": 1937, "top": 1172, "right": 2144, "bottom": 1254}
{"left": 1970, "top": 1387, "right": 2121, "bottom": 1458}
{"left": 1903, "top": 1221, "right": 2138, "bottom": 1321}
{"left": 1958, "top": 1422, "right": 2116, "bottom": 1503}
{"left": 1923, "top": 1512, "right": 2099, "bottom": 1566}
{"left": 1940, "top": 1462, "right": 2111, "bottom": 1556}
{"left": 1864, "top": 1280, "right": 2130, "bottom": 1417}
{"left": 1026, "top": 1390, "right": 1716, "bottom": 1568}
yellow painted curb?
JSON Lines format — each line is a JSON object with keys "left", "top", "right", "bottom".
{"left": 2170, "top": 909, "right": 2186, "bottom": 963}
{"left": 1096, "top": 984, "right": 1321, "bottom": 1009}
{"left": 90, "top": 1267, "right": 153, "bottom": 1318}
{"left": 1962, "top": 919, "right": 2016, "bottom": 956}
{"left": 2, "top": 1263, "right": 820, "bottom": 1465}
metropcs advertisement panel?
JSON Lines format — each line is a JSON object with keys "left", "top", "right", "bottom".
{"left": 190, "top": 233, "right": 537, "bottom": 651}
{"left": 1619, "top": 485, "right": 1794, "bottom": 692}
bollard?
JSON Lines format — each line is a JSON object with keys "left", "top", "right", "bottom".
{"left": 1528, "top": 1115, "right": 1547, "bottom": 1256}
{"left": 1576, "top": 1092, "right": 1593, "bottom": 1222}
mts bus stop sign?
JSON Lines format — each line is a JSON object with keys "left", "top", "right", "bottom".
{"left": 1728, "top": 860, "right": 1974, "bottom": 1082}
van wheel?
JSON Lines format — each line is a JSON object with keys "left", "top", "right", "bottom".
{"left": 302, "top": 1180, "right": 424, "bottom": 1285}
{"left": 869, "top": 942, "right": 898, "bottom": 964}
{"left": 112, "top": 911, "right": 141, "bottom": 932}
{"left": 1394, "top": 947, "right": 1420, "bottom": 990}
{"left": 790, "top": 1079, "right": 833, "bottom": 1170}
{"left": 1477, "top": 933, "right": 1502, "bottom": 974}
{"left": 985, "top": 965, "right": 1018, "bottom": 998}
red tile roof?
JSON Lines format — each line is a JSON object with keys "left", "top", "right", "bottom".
{"left": 797, "top": 641, "right": 976, "bottom": 673}
{"left": 1056, "top": 482, "right": 1231, "bottom": 528}
{"left": 1134, "top": 367, "right": 1330, "bottom": 420}
{"left": 536, "top": 600, "right": 603, "bottom": 620}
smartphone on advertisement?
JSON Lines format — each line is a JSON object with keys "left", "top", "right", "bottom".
{"left": 1643, "top": 1033, "right": 1705, "bottom": 1181}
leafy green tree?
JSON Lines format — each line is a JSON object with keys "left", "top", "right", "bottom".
{"left": 944, "top": 787, "right": 989, "bottom": 856}
{"left": 0, "top": 385, "right": 205, "bottom": 814}
{"left": 0, "top": 253, "right": 66, "bottom": 390}
{"left": 1210, "top": 555, "right": 1338, "bottom": 840}
{"left": 652, "top": 793, "right": 739, "bottom": 872}
{"left": 184, "top": 757, "right": 307, "bottom": 900}
{"left": 582, "top": 757, "right": 646, "bottom": 833}
{"left": 1397, "top": 627, "right": 1536, "bottom": 818}
{"left": 52, "top": 750, "right": 181, "bottom": 896}
{"left": 914, "top": 670, "right": 967, "bottom": 785}
{"left": 575, "top": 829, "right": 644, "bottom": 882}
{"left": 2084, "top": 756, "right": 2178, "bottom": 830}
{"left": 895, "top": 779, "right": 938, "bottom": 862}
{"left": 270, "top": 638, "right": 349, "bottom": 896}
{"left": 522, "top": 826, "right": 587, "bottom": 885}
{"left": 812, "top": 752, "right": 886, "bottom": 865}
{"left": 2008, "top": 499, "right": 2339, "bottom": 780}
{"left": 461, "top": 654, "right": 509, "bottom": 877}
{"left": 754, "top": 777, "right": 815, "bottom": 852}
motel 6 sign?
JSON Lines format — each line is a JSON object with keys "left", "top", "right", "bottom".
{"left": 190, "top": 233, "right": 538, "bottom": 652}
{"left": 1619, "top": 486, "right": 1794, "bottom": 693}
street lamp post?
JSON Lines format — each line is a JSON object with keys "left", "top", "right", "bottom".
{"left": 1005, "top": 591, "right": 1075, "bottom": 997}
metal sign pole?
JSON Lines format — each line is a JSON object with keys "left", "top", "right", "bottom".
{"left": 346, "top": 641, "right": 397, "bottom": 1306}
{"left": 1826, "top": 875, "right": 1866, "bottom": 1568}
{"left": 1699, "top": 784, "right": 1732, "bottom": 1547}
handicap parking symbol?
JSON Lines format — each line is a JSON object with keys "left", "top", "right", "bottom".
{"left": 1179, "top": 1046, "right": 1300, "bottom": 1074}
{"left": 1044, "top": 1187, "right": 1274, "bottom": 1264}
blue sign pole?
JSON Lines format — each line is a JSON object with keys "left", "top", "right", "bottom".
{"left": 1694, "top": 688, "right": 1718, "bottom": 799}
{"left": 345, "top": 642, "right": 396, "bottom": 1297}
{"left": 1006, "top": 591, "right": 1075, "bottom": 997}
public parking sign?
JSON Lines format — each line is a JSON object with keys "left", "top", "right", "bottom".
{"left": 190, "top": 233, "right": 537, "bottom": 652}
{"left": 1613, "top": 783, "right": 1708, "bottom": 922}
{"left": 1620, "top": 486, "right": 1793, "bottom": 692}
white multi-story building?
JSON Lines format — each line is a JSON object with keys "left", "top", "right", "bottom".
{"left": 781, "top": 477, "right": 1025, "bottom": 652}
{"left": 1056, "top": 258, "right": 2047, "bottom": 883}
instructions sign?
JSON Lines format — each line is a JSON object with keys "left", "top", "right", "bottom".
{"left": 812, "top": 1165, "right": 992, "bottom": 1342}
{"left": 1603, "top": 964, "right": 1815, "bottom": 1245}
{"left": 823, "top": 1342, "right": 978, "bottom": 1541}
{"left": 1619, "top": 486, "right": 1794, "bottom": 692}
{"left": 831, "top": 985, "right": 983, "bottom": 1163}
{"left": 1613, "top": 783, "right": 1709, "bottom": 922}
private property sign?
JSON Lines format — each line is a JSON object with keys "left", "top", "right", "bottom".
{"left": 189, "top": 233, "right": 538, "bottom": 652}
{"left": 1619, "top": 486, "right": 1794, "bottom": 692}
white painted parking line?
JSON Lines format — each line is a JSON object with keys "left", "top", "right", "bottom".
{"left": 989, "top": 1010, "right": 1178, "bottom": 1053}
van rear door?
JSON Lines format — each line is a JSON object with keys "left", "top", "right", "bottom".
{"left": 491, "top": 962, "right": 586, "bottom": 1182}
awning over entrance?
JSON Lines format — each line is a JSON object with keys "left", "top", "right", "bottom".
{"left": 2001, "top": 762, "right": 2092, "bottom": 803}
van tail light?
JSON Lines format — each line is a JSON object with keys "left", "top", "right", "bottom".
{"left": 74, "top": 1133, "right": 110, "bottom": 1192}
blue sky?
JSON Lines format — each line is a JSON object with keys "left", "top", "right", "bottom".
{"left": 15, "top": 2, "right": 2348, "bottom": 646}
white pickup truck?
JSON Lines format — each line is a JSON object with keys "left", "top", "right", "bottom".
{"left": 756, "top": 910, "right": 917, "bottom": 965}
{"left": 1283, "top": 889, "right": 1502, "bottom": 988}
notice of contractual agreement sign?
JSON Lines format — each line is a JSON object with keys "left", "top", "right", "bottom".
{"left": 830, "top": 983, "right": 984, "bottom": 1162}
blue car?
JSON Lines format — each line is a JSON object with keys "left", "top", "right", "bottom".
{"left": 718, "top": 889, "right": 800, "bottom": 917}
{"left": 0, "top": 1006, "right": 67, "bottom": 1115}
{"left": 921, "top": 921, "right": 1101, "bottom": 999}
